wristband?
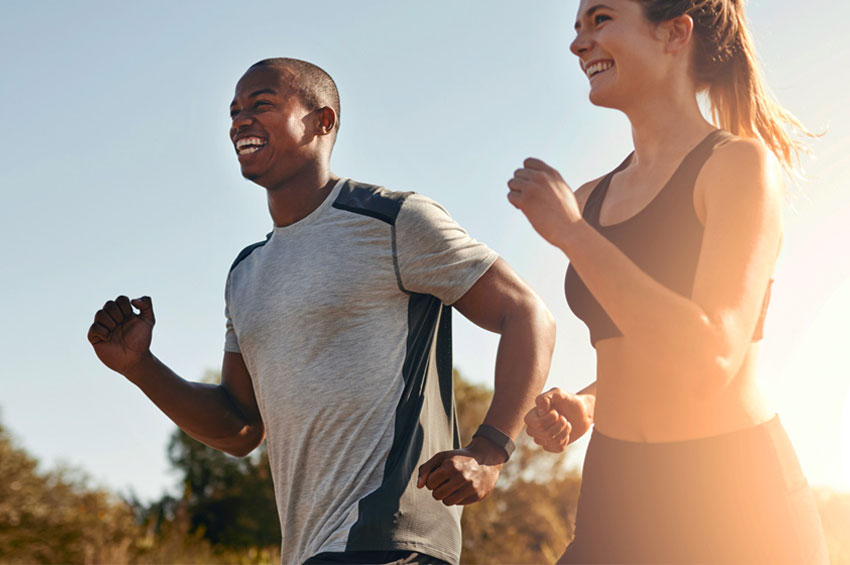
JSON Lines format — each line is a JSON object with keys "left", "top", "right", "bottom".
{"left": 472, "top": 424, "right": 515, "bottom": 462}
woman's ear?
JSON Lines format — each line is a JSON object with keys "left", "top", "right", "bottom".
{"left": 659, "top": 14, "right": 694, "bottom": 54}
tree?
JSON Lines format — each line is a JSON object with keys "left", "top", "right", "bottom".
{"left": 0, "top": 421, "right": 139, "bottom": 564}
{"left": 163, "top": 430, "right": 279, "bottom": 548}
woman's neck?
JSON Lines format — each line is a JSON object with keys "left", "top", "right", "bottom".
{"left": 623, "top": 88, "right": 716, "bottom": 170}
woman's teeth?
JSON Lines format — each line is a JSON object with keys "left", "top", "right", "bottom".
{"left": 586, "top": 61, "right": 614, "bottom": 78}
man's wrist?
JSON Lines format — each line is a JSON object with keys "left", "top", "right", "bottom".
{"left": 466, "top": 436, "right": 508, "bottom": 467}
{"left": 471, "top": 424, "right": 515, "bottom": 463}
{"left": 123, "top": 351, "right": 157, "bottom": 383}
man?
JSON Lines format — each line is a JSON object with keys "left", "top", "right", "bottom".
{"left": 88, "top": 58, "right": 555, "bottom": 565}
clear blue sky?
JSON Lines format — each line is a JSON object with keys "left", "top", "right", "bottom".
{"left": 1, "top": 1, "right": 848, "bottom": 501}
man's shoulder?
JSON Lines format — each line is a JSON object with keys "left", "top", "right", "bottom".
{"left": 229, "top": 232, "right": 272, "bottom": 274}
{"left": 332, "top": 179, "right": 414, "bottom": 225}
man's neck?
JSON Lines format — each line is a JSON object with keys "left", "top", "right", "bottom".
{"left": 265, "top": 165, "right": 339, "bottom": 227}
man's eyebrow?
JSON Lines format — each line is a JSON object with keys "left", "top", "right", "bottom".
{"left": 248, "top": 88, "right": 277, "bottom": 98}
{"left": 230, "top": 88, "right": 279, "bottom": 108}
{"left": 575, "top": 3, "right": 615, "bottom": 30}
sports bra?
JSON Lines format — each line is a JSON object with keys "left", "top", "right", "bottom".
{"left": 565, "top": 129, "right": 772, "bottom": 347}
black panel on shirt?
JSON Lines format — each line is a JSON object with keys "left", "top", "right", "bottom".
{"left": 345, "top": 296, "right": 461, "bottom": 558}
{"left": 229, "top": 232, "right": 272, "bottom": 274}
{"left": 332, "top": 180, "right": 411, "bottom": 225}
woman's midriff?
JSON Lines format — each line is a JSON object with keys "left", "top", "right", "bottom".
{"left": 592, "top": 338, "right": 775, "bottom": 442}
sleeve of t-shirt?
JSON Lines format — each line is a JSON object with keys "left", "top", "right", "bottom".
{"left": 224, "top": 273, "right": 241, "bottom": 353}
{"left": 394, "top": 193, "right": 499, "bottom": 305}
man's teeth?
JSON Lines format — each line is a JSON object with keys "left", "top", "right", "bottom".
{"left": 586, "top": 61, "right": 614, "bottom": 78}
{"left": 235, "top": 137, "right": 267, "bottom": 155}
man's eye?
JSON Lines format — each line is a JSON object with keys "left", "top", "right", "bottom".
{"left": 254, "top": 100, "right": 272, "bottom": 108}
{"left": 230, "top": 109, "right": 239, "bottom": 118}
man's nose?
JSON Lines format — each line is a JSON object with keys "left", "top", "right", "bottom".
{"left": 230, "top": 110, "right": 254, "bottom": 133}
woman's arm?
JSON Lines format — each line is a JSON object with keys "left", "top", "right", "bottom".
{"left": 508, "top": 139, "right": 783, "bottom": 394}
{"left": 525, "top": 381, "right": 596, "bottom": 452}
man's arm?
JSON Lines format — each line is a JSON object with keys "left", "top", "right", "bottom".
{"left": 87, "top": 295, "right": 264, "bottom": 457}
{"left": 417, "top": 259, "right": 555, "bottom": 505}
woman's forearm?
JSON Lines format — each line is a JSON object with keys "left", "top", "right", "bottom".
{"left": 560, "top": 221, "right": 728, "bottom": 386}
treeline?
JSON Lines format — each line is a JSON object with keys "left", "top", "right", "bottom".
{"left": 0, "top": 415, "right": 278, "bottom": 564}
{"left": 1, "top": 373, "right": 849, "bottom": 563}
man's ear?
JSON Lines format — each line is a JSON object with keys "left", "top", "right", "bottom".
{"left": 659, "top": 14, "right": 694, "bottom": 54}
{"left": 316, "top": 106, "right": 336, "bottom": 135}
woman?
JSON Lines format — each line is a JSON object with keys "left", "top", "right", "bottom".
{"left": 507, "top": 0, "right": 828, "bottom": 562}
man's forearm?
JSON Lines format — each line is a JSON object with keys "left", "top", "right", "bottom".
{"left": 124, "top": 353, "right": 262, "bottom": 455}
{"left": 481, "top": 298, "right": 556, "bottom": 441}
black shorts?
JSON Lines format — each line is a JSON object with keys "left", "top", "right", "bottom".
{"left": 561, "top": 416, "right": 828, "bottom": 563}
{"left": 303, "top": 550, "right": 449, "bottom": 565}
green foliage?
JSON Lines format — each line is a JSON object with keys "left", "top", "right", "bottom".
{"left": 0, "top": 422, "right": 138, "bottom": 564}
{"left": 0, "top": 419, "right": 279, "bottom": 564}
{"left": 163, "top": 431, "right": 279, "bottom": 548}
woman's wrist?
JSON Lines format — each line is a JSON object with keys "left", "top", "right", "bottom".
{"left": 556, "top": 217, "right": 593, "bottom": 257}
{"left": 579, "top": 392, "right": 596, "bottom": 423}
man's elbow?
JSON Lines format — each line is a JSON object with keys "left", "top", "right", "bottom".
{"left": 221, "top": 426, "right": 265, "bottom": 458}
{"left": 224, "top": 444, "right": 257, "bottom": 458}
{"left": 526, "top": 294, "right": 556, "bottom": 343}
{"left": 501, "top": 286, "right": 550, "bottom": 323}
{"left": 509, "top": 293, "right": 557, "bottom": 366}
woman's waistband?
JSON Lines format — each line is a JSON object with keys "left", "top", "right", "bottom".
{"left": 592, "top": 414, "right": 780, "bottom": 450}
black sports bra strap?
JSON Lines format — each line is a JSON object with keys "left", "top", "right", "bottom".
{"left": 583, "top": 130, "right": 732, "bottom": 227}
{"left": 583, "top": 153, "right": 633, "bottom": 226}
{"left": 666, "top": 129, "right": 733, "bottom": 189}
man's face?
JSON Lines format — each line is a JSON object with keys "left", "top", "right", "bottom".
{"left": 229, "top": 66, "right": 314, "bottom": 187}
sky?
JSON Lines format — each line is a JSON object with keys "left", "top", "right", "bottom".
{"left": 1, "top": 1, "right": 848, "bottom": 502}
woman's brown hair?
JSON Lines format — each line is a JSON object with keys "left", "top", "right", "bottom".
{"left": 639, "top": 0, "right": 815, "bottom": 171}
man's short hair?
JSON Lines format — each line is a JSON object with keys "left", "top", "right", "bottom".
{"left": 249, "top": 58, "right": 341, "bottom": 133}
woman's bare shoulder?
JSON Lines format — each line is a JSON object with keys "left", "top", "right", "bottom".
{"left": 699, "top": 136, "right": 782, "bottom": 202}
{"left": 693, "top": 135, "right": 784, "bottom": 234}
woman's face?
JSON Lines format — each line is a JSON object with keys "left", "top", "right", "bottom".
{"left": 570, "top": 0, "right": 672, "bottom": 109}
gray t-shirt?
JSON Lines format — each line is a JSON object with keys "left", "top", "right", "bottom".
{"left": 224, "top": 178, "right": 498, "bottom": 564}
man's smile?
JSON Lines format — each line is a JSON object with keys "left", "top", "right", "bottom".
{"left": 235, "top": 136, "right": 268, "bottom": 156}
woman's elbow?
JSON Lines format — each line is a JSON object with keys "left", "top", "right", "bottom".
{"left": 694, "top": 354, "right": 739, "bottom": 395}
{"left": 656, "top": 314, "right": 741, "bottom": 395}
{"left": 690, "top": 324, "right": 744, "bottom": 395}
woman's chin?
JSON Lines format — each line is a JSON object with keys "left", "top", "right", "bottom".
{"left": 588, "top": 89, "right": 611, "bottom": 108}
{"left": 587, "top": 87, "right": 622, "bottom": 110}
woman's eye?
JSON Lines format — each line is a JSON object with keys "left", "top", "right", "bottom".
{"left": 594, "top": 14, "right": 611, "bottom": 25}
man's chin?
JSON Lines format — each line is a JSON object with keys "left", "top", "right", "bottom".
{"left": 239, "top": 165, "right": 262, "bottom": 182}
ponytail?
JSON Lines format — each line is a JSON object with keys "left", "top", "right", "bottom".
{"left": 639, "top": 0, "right": 815, "bottom": 172}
